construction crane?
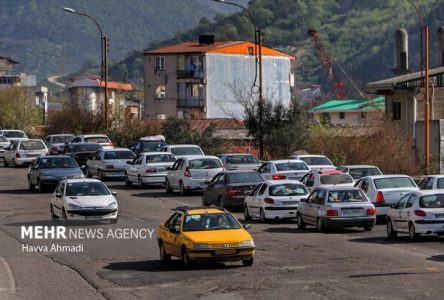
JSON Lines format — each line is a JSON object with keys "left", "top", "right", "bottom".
{"left": 308, "top": 29, "right": 348, "bottom": 100}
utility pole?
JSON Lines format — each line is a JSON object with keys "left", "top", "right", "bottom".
{"left": 103, "top": 37, "right": 109, "bottom": 130}
{"left": 257, "top": 29, "right": 264, "bottom": 159}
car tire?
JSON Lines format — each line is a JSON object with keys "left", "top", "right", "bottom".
{"left": 317, "top": 218, "right": 325, "bottom": 233}
{"left": 244, "top": 205, "right": 252, "bottom": 221}
{"left": 86, "top": 168, "right": 92, "bottom": 178}
{"left": 50, "top": 205, "right": 58, "bottom": 220}
{"left": 38, "top": 180, "right": 45, "bottom": 193}
{"left": 182, "top": 247, "right": 191, "bottom": 268}
{"left": 179, "top": 181, "right": 188, "bottom": 196}
{"left": 202, "top": 193, "right": 208, "bottom": 206}
{"left": 297, "top": 213, "right": 306, "bottom": 230}
{"left": 3, "top": 158, "right": 8, "bottom": 167}
{"left": 165, "top": 179, "right": 173, "bottom": 193}
{"left": 98, "top": 170, "right": 105, "bottom": 181}
{"left": 242, "top": 257, "right": 254, "bottom": 267}
{"left": 138, "top": 175, "right": 145, "bottom": 188}
{"left": 159, "top": 241, "right": 171, "bottom": 264}
{"left": 386, "top": 219, "right": 397, "bottom": 239}
{"left": 259, "top": 208, "right": 267, "bottom": 223}
{"left": 28, "top": 177, "right": 35, "bottom": 191}
{"left": 409, "top": 222, "right": 419, "bottom": 241}
{"left": 125, "top": 173, "right": 132, "bottom": 186}
{"left": 363, "top": 225, "right": 373, "bottom": 232}
{"left": 62, "top": 208, "right": 67, "bottom": 221}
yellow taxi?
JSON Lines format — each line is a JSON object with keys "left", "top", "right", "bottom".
{"left": 157, "top": 206, "right": 255, "bottom": 267}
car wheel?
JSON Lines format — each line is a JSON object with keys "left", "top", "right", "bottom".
{"left": 317, "top": 218, "right": 325, "bottom": 233}
{"left": 138, "top": 175, "right": 145, "bottom": 188}
{"left": 3, "top": 158, "right": 8, "bottom": 167}
{"left": 202, "top": 193, "right": 208, "bottom": 206}
{"left": 86, "top": 168, "right": 92, "bottom": 178}
{"left": 50, "top": 205, "right": 58, "bottom": 220}
{"left": 98, "top": 170, "right": 105, "bottom": 181}
{"left": 259, "top": 208, "right": 267, "bottom": 223}
{"left": 386, "top": 219, "right": 397, "bottom": 239}
{"left": 61, "top": 208, "right": 67, "bottom": 221}
{"left": 409, "top": 222, "right": 419, "bottom": 241}
{"left": 28, "top": 177, "right": 35, "bottom": 191}
{"left": 38, "top": 180, "right": 45, "bottom": 193}
{"left": 244, "top": 205, "right": 252, "bottom": 221}
{"left": 363, "top": 225, "right": 373, "bottom": 232}
{"left": 125, "top": 173, "right": 132, "bottom": 186}
{"left": 179, "top": 181, "right": 188, "bottom": 196}
{"left": 242, "top": 257, "right": 254, "bottom": 267}
{"left": 182, "top": 247, "right": 191, "bottom": 268}
{"left": 159, "top": 241, "right": 171, "bottom": 264}
{"left": 297, "top": 213, "right": 306, "bottom": 230}
{"left": 165, "top": 179, "right": 173, "bottom": 193}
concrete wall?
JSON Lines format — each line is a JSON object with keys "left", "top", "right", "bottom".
{"left": 415, "top": 120, "right": 443, "bottom": 173}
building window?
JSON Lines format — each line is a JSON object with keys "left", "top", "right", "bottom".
{"left": 339, "top": 112, "right": 345, "bottom": 119}
{"left": 361, "top": 112, "right": 367, "bottom": 119}
{"left": 191, "top": 84, "right": 202, "bottom": 98}
{"left": 155, "top": 85, "right": 166, "bottom": 99}
{"left": 155, "top": 56, "right": 165, "bottom": 70}
{"left": 248, "top": 47, "right": 254, "bottom": 55}
{"left": 392, "top": 102, "right": 401, "bottom": 120}
{"left": 156, "top": 114, "right": 166, "bottom": 120}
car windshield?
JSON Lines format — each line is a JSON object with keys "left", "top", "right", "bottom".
{"left": 226, "top": 155, "right": 259, "bottom": 164}
{"left": 374, "top": 177, "right": 416, "bottom": 189}
{"left": 142, "top": 142, "right": 165, "bottom": 152}
{"left": 348, "top": 167, "right": 382, "bottom": 179}
{"left": 40, "top": 157, "right": 78, "bottom": 169}
{"left": 183, "top": 213, "right": 242, "bottom": 231}
{"left": 51, "top": 135, "right": 74, "bottom": 144}
{"left": 84, "top": 137, "right": 110, "bottom": 143}
{"left": 3, "top": 131, "right": 26, "bottom": 138}
{"left": 65, "top": 182, "right": 110, "bottom": 196}
{"left": 320, "top": 174, "right": 353, "bottom": 185}
{"left": 170, "top": 147, "right": 202, "bottom": 156}
{"left": 0, "top": 136, "right": 7, "bottom": 142}
{"left": 145, "top": 154, "right": 175, "bottom": 163}
{"left": 327, "top": 189, "right": 368, "bottom": 203}
{"left": 189, "top": 158, "right": 222, "bottom": 169}
{"left": 227, "top": 172, "right": 263, "bottom": 184}
{"left": 420, "top": 194, "right": 444, "bottom": 208}
{"left": 19, "top": 140, "right": 45, "bottom": 150}
{"left": 73, "top": 144, "right": 102, "bottom": 152}
{"left": 104, "top": 151, "right": 135, "bottom": 160}
{"left": 275, "top": 162, "right": 309, "bottom": 171}
{"left": 269, "top": 183, "right": 308, "bottom": 196}
{"left": 300, "top": 156, "right": 332, "bottom": 166}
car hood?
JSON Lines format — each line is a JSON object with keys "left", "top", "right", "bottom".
{"left": 64, "top": 195, "right": 116, "bottom": 207}
{"left": 40, "top": 168, "right": 83, "bottom": 177}
{"left": 182, "top": 228, "right": 253, "bottom": 244}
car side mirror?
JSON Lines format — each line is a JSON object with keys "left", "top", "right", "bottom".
{"left": 56, "top": 193, "right": 62, "bottom": 198}
{"left": 126, "top": 160, "right": 133, "bottom": 164}
{"left": 111, "top": 191, "right": 117, "bottom": 196}
{"left": 166, "top": 167, "right": 171, "bottom": 170}
{"left": 243, "top": 224, "right": 251, "bottom": 230}
{"left": 169, "top": 226, "right": 180, "bottom": 234}
{"left": 300, "top": 198, "right": 307, "bottom": 202}
{"left": 204, "top": 180, "right": 210, "bottom": 185}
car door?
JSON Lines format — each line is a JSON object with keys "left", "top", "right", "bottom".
{"left": 257, "top": 163, "right": 271, "bottom": 180}
{"left": 88, "top": 151, "right": 102, "bottom": 175}
{"left": 5, "top": 142, "right": 17, "bottom": 163}
{"left": 53, "top": 182, "right": 66, "bottom": 216}
{"left": 401, "top": 194, "right": 417, "bottom": 232}
{"left": 28, "top": 158, "right": 40, "bottom": 185}
{"left": 313, "top": 190, "right": 326, "bottom": 221}
{"left": 204, "top": 173, "right": 221, "bottom": 204}
{"left": 417, "top": 177, "right": 430, "bottom": 190}
{"left": 245, "top": 183, "right": 263, "bottom": 216}
{"left": 256, "top": 183, "right": 269, "bottom": 215}
{"left": 164, "top": 213, "right": 183, "bottom": 257}
{"left": 130, "top": 155, "right": 144, "bottom": 180}
{"left": 212, "top": 173, "right": 226, "bottom": 204}
{"left": 171, "top": 159, "right": 184, "bottom": 188}
{"left": 390, "top": 194, "right": 409, "bottom": 232}
{"left": 303, "top": 190, "right": 319, "bottom": 225}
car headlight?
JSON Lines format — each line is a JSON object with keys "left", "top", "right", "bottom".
{"left": 239, "top": 240, "right": 255, "bottom": 247}
{"left": 68, "top": 203, "right": 81, "bottom": 209}
{"left": 72, "top": 174, "right": 84, "bottom": 179}
{"left": 193, "top": 243, "right": 209, "bottom": 250}
{"left": 107, "top": 201, "right": 117, "bottom": 209}
{"left": 40, "top": 175, "right": 56, "bottom": 180}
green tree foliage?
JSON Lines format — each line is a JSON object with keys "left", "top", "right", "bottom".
{"left": 0, "top": 87, "right": 42, "bottom": 130}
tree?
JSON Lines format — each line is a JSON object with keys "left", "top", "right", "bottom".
{"left": 0, "top": 87, "right": 42, "bottom": 130}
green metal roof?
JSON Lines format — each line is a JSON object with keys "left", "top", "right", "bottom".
{"left": 310, "top": 96, "right": 385, "bottom": 113}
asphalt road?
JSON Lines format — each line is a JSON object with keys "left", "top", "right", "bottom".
{"left": 1, "top": 167, "right": 444, "bottom": 299}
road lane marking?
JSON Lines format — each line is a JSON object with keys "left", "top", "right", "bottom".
{"left": 0, "top": 256, "right": 16, "bottom": 294}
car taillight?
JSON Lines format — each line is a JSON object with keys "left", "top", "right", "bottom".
{"left": 264, "top": 197, "right": 274, "bottom": 204}
{"left": 326, "top": 209, "right": 338, "bottom": 216}
{"left": 227, "top": 187, "right": 242, "bottom": 196}
{"left": 271, "top": 175, "right": 286, "bottom": 180}
{"left": 16, "top": 153, "right": 21, "bottom": 158}
{"left": 104, "top": 164, "right": 114, "bottom": 169}
{"left": 367, "top": 207, "right": 376, "bottom": 215}
{"left": 376, "top": 191, "right": 385, "bottom": 203}
{"left": 146, "top": 168, "right": 157, "bottom": 173}
{"left": 414, "top": 210, "right": 426, "bottom": 217}
{"left": 184, "top": 167, "right": 192, "bottom": 177}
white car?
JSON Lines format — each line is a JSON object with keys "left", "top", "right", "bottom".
{"left": 3, "top": 139, "right": 48, "bottom": 167}
{"left": 125, "top": 152, "right": 176, "bottom": 187}
{"left": 257, "top": 159, "right": 310, "bottom": 181}
{"left": 71, "top": 134, "right": 114, "bottom": 149}
{"left": 50, "top": 179, "right": 118, "bottom": 223}
{"left": 244, "top": 180, "right": 309, "bottom": 222}
{"left": 86, "top": 148, "right": 136, "bottom": 180}
{"left": 386, "top": 191, "right": 444, "bottom": 240}
{"left": 0, "top": 135, "right": 11, "bottom": 161}
{"left": 0, "top": 129, "right": 28, "bottom": 143}
{"left": 217, "top": 153, "right": 262, "bottom": 171}
{"left": 354, "top": 175, "right": 419, "bottom": 218}
{"left": 45, "top": 134, "right": 75, "bottom": 154}
{"left": 297, "top": 186, "right": 376, "bottom": 232}
{"left": 300, "top": 169, "right": 354, "bottom": 193}
{"left": 160, "top": 144, "right": 204, "bottom": 157}
{"left": 166, "top": 155, "right": 223, "bottom": 195}
{"left": 417, "top": 175, "right": 444, "bottom": 190}
{"left": 288, "top": 154, "right": 335, "bottom": 170}
{"left": 336, "top": 165, "right": 383, "bottom": 180}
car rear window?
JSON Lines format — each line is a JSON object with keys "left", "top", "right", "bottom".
{"left": 226, "top": 155, "right": 259, "bottom": 164}
{"left": 327, "top": 189, "right": 368, "bottom": 203}
{"left": 300, "top": 156, "right": 332, "bottom": 166}
{"left": 84, "top": 137, "right": 110, "bottom": 143}
{"left": 170, "top": 147, "right": 203, "bottom": 156}
{"left": 275, "top": 162, "right": 309, "bottom": 171}
{"left": 51, "top": 135, "right": 74, "bottom": 144}
{"left": 3, "top": 131, "right": 26, "bottom": 138}
{"left": 142, "top": 141, "right": 166, "bottom": 152}
{"left": 189, "top": 158, "right": 222, "bottom": 169}
{"left": 374, "top": 177, "right": 416, "bottom": 189}
{"left": 73, "top": 144, "right": 103, "bottom": 152}
{"left": 269, "top": 183, "right": 308, "bottom": 196}
{"left": 420, "top": 194, "right": 444, "bottom": 208}
{"left": 227, "top": 172, "right": 263, "bottom": 184}
{"left": 40, "top": 157, "right": 79, "bottom": 169}
{"left": 104, "top": 151, "right": 135, "bottom": 160}
{"left": 320, "top": 174, "right": 353, "bottom": 185}
{"left": 19, "top": 140, "right": 45, "bottom": 150}
{"left": 145, "top": 154, "right": 175, "bottom": 163}
{"left": 348, "top": 167, "right": 382, "bottom": 179}
{"left": 437, "top": 178, "right": 444, "bottom": 189}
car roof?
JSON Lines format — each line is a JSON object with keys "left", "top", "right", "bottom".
{"left": 339, "top": 165, "right": 380, "bottom": 169}
{"left": 167, "top": 144, "right": 201, "bottom": 148}
{"left": 184, "top": 155, "right": 219, "bottom": 160}
{"left": 77, "top": 134, "right": 108, "bottom": 137}
{"left": 290, "top": 154, "right": 328, "bottom": 158}
{"left": 40, "top": 155, "right": 72, "bottom": 159}
{"left": 267, "top": 159, "right": 306, "bottom": 164}
{"left": 219, "top": 153, "right": 257, "bottom": 156}
{"left": 19, "top": 139, "right": 43, "bottom": 142}
{"left": 312, "top": 169, "right": 344, "bottom": 175}
{"left": 0, "top": 129, "right": 25, "bottom": 132}
{"left": 364, "top": 174, "right": 412, "bottom": 179}
{"left": 421, "top": 174, "right": 444, "bottom": 178}
{"left": 62, "top": 178, "right": 102, "bottom": 183}
{"left": 102, "top": 148, "right": 132, "bottom": 151}
{"left": 140, "top": 151, "right": 173, "bottom": 155}
{"left": 416, "top": 190, "right": 444, "bottom": 196}
{"left": 264, "top": 180, "right": 304, "bottom": 185}
{"left": 223, "top": 170, "right": 261, "bottom": 174}
{"left": 68, "top": 142, "right": 102, "bottom": 145}
{"left": 47, "top": 134, "right": 74, "bottom": 137}
{"left": 316, "top": 186, "right": 361, "bottom": 191}
{"left": 173, "top": 206, "right": 226, "bottom": 215}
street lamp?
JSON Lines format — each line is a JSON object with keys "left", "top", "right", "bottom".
{"left": 63, "top": 7, "right": 109, "bottom": 130}
{"left": 212, "top": 0, "right": 265, "bottom": 159}
{"left": 405, "top": 0, "right": 430, "bottom": 171}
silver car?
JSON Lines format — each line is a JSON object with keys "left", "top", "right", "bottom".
{"left": 0, "top": 135, "right": 11, "bottom": 162}
{"left": 0, "top": 130, "right": 28, "bottom": 143}
{"left": 45, "top": 134, "right": 75, "bottom": 154}
{"left": 86, "top": 148, "right": 136, "bottom": 180}
{"left": 3, "top": 139, "right": 48, "bottom": 167}
{"left": 297, "top": 186, "right": 376, "bottom": 232}
{"left": 218, "top": 153, "right": 261, "bottom": 171}
{"left": 336, "top": 165, "right": 382, "bottom": 180}
{"left": 257, "top": 159, "right": 310, "bottom": 181}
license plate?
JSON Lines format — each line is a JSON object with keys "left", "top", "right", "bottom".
{"left": 214, "top": 250, "right": 237, "bottom": 255}
{"left": 27, "top": 154, "right": 41, "bottom": 157}
{"left": 341, "top": 209, "right": 362, "bottom": 216}
{"left": 285, "top": 201, "right": 298, "bottom": 205}
{"left": 435, "top": 213, "right": 444, "bottom": 218}
{"left": 158, "top": 168, "right": 166, "bottom": 172}
{"left": 85, "top": 216, "right": 102, "bottom": 220}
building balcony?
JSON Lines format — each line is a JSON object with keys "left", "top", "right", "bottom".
{"left": 176, "top": 70, "right": 206, "bottom": 83}
{"left": 177, "top": 98, "right": 204, "bottom": 108}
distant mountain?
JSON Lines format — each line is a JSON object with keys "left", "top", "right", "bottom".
{"left": 0, "top": 0, "right": 245, "bottom": 82}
